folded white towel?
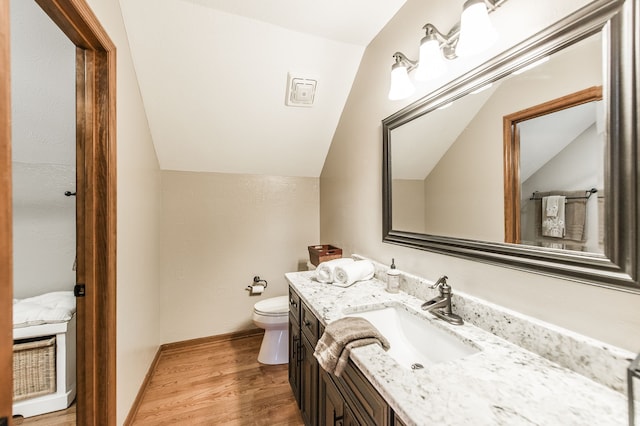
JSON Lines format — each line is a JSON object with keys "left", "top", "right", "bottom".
{"left": 333, "top": 260, "right": 375, "bottom": 287}
{"left": 316, "top": 258, "right": 354, "bottom": 283}
{"left": 13, "top": 291, "right": 76, "bottom": 328}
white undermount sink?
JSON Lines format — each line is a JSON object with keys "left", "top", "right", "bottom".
{"left": 346, "top": 305, "right": 480, "bottom": 369}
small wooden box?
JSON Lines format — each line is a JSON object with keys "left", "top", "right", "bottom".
{"left": 308, "top": 245, "right": 342, "bottom": 266}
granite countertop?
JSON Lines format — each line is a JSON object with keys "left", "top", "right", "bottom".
{"left": 286, "top": 270, "right": 629, "bottom": 426}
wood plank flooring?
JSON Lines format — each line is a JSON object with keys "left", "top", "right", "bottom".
{"left": 131, "top": 331, "right": 303, "bottom": 425}
{"left": 13, "top": 403, "right": 75, "bottom": 425}
{"left": 12, "top": 331, "right": 302, "bottom": 425}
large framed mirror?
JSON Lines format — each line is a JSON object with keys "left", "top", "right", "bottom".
{"left": 382, "top": 0, "right": 639, "bottom": 292}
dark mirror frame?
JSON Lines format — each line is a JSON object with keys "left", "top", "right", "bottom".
{"left": 382, "top": 0, "right": 639, "bottom": 292}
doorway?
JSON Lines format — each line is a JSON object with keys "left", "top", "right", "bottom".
{"left": 0, "top": 0, "right": 117, "bottom": 424}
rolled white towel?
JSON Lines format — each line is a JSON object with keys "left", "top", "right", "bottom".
{"left": 334, "top": 260, "right": 375, "bottom": 287}
{"left": 316, "top": 258, "right": 355, "bottom": 283}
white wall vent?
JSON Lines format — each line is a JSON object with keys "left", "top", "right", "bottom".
{"left": 285, "top": 73, "right": 317, "bottom": 107}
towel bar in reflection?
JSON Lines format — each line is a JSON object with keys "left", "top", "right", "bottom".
{"left": 529, "top": 188, "right": 598, "bottom": 201}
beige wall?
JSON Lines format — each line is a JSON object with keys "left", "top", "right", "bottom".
{"left": 392, "top": 179, "right": 425, "bottom": 232}
{"left": 11, "top": 0, "right": 76, "bottom": 299}
{"left": 421, "top": 35, "right": 601, "bottom": 242}
{"left": 320, "top": 0, "right": 640, "bottom": 352}
{"left": 84, "top": 0, "right": 162, "bottom": 423}
{"left": 160, "top": 171, "right": 319, "bottom": 343}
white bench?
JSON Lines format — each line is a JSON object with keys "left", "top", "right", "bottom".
{"left": 12, "top": 314, "right": 76, "bottom": 418}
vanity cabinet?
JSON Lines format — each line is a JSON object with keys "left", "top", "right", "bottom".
{"left": 289, "top": 285, "right": 402, "bottom": 426}
{"left": 320, "top": 360, "right": 391, "bottom": 425}
{"left": 320, "top": 369, "right": 363, "bottom": 426}
{"left": 393, "top": 413, "right": 407, "bottom": 426}
{"left": 289, "top": 287, "right": 319, "bottom": 426}
{"left": 289, "top": 289, "right": 301, "bottom": 405}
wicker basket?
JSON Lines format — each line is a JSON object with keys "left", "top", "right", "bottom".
{"left": 13, "top": 336, "right": 56, "bottom": 401}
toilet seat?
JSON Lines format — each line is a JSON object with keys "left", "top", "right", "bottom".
{"left": 253, "top": 296, "right": 289, "bottom": 317}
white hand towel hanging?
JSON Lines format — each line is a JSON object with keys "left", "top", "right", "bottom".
{"left": 545, "top": 195, "right": 562, "bottom": 217}
{"left": 542, "top": 195, "right": 566, "bottom": 238}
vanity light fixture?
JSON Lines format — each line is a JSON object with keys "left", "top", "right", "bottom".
{"left": 388, "top": 0, "right": 508, "bottom": 100}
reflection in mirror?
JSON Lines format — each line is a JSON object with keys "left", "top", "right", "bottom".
{"left": 504, "top": 86, "right": 604, "bottom": 254}
{"left": 391, "top": 32, "right": 603, "bottom": 246}
{"left": 383, "top": 0, "right": 639, "bottom": 291}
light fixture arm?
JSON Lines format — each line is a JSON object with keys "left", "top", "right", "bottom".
{"left": 422, "top": 23, "right": 459, "bottom": 60}
{"left": 422, "top": 23, "right": 449, "bottom": 42}
{"left": 422, "top": 0, "right": 509, "bottom": 60}
{"left": 392, "top": 51, "right": 418, "bottom": 72}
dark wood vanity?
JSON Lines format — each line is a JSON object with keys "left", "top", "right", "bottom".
{"left": 288, "top": 286, "right": 405, "bottom": 426}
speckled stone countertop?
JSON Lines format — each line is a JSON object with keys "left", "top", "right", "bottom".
{"left": 286, "top": 270, "right": 631, "bottom": 426}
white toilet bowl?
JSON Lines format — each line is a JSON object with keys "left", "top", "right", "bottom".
{"left": 252, "top": 296, "right": 289, "bottom": 365}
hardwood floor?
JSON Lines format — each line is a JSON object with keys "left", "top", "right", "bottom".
{"left": 13, "top": 402, "right": 75, "bottom": 425}
{"left": 12, "top": 331, "right": 301, "bottom": 425}
{"left": 130, "top": 331, "right": 303, "bottom": 425}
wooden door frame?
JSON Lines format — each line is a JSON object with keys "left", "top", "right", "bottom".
{"left": 0, "top": 0, "right": 117, "bottom": 424}
{"left": 0, "top": 0, "right": 14, "bottom": 422}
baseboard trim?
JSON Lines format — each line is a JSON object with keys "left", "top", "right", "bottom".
{"left": 123, "top": 346, "right": 162, "bottom": 426}
{"left": 160, "top": 328, "right": 264, "bottom": 351}
{"left": 123, "top": 328, "right": 264, "bottom": 424}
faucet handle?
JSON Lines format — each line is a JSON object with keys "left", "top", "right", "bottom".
{"left": 429, "top": 275, "right": 448, "bottom": 289}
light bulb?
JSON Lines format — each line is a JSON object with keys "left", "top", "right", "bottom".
{"left": 415, "top": 35, "right": 447, "bottom": 81}
{"left": 456, "top": 0, "right": 498, "bottom": 57}
{"left": 388, "top": 63, "right": 415, "bottom": 100}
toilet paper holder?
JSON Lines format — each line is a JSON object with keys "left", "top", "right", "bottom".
{"left": 246, "top": 276, "right": 268, "bottom": 295}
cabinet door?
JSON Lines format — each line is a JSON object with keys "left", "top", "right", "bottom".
{"left": 319, "top": 370, "right": 345, "bottom": 426}
{"left": 344, "top": 404, "right": 362, "bottom": 426}
{"left": 301, "top": 336, "right": 318, "bottom": 426}
{"left": 392, "top": 411, "right": 408, "bottom": 426}
{"left": 289, "top": 317, "right": 301, "bottom": 407}
{"left": 340, "top": 360, "right": 389, "bottom": 425}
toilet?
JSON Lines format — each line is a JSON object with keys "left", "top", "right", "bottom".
{"left": 252, "top": 296, "right": 289, "bottom": 364}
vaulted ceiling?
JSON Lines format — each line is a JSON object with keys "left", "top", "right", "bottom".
{"left": 119, "top": 0, "right": 407, "bottom": 177}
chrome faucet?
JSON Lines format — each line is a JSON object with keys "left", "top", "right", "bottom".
{"left": 421, "top": 275, "right": 464, "bottom": 325}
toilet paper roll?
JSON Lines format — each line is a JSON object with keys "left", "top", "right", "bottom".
{"left": 250, "top": 285, "right": 265, "bottom": 295}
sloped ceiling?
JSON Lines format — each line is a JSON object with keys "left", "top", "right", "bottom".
{"left": 519, "top": 101, "right": 600, "bottom": 182}
{"left": 119, "top": 0, "right": 407, "bottom": 177}
{"left": 391, "top": 85, "right": 499, "bottom": 180}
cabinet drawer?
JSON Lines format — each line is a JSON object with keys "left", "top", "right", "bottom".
{"left": 340, "top": 360, "right": 388, "bottom": 425}
{"left": 301, "top": 303, "right": 320, "bottom": 346}
{"left": 289, "top": 287, "right": 301, "bottom": 324}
